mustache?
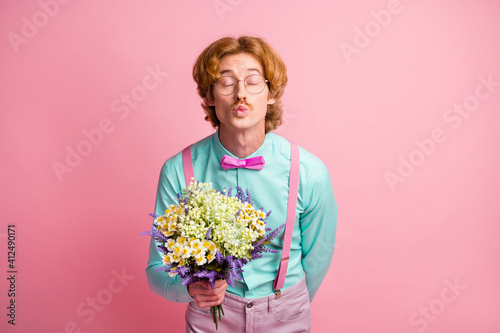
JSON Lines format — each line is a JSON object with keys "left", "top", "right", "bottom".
{"left": 229, "top": 101, "right": 253, "bottom": 111}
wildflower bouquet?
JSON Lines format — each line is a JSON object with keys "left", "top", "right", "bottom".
{"left": 142, "top": 181, "right": 285, "bottom": 330}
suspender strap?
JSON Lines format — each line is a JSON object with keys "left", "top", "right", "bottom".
{"left": 182, "top": 145, "right": 194, "bottom": 187}
{"left": 272, "top": 141, "right": 300, "bottom": 298}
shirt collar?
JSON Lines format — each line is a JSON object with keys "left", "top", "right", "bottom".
{"left": 213, "top": 129, "right": 272, "bottom": 164}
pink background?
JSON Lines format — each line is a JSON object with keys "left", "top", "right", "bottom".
{"left": 1, "top": 1, "right": 500, "bottom": 332}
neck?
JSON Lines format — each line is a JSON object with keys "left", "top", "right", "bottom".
{"left": 218, "top": 126, "right": 265, "bottom": 158}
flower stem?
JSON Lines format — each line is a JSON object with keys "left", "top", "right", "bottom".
{"left": 210, "top": 304, "right": 224, "bottom": 330}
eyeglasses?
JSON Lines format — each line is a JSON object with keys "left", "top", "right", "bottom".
{"left": 213, "top": 74, "right": 269, "bottom": 96}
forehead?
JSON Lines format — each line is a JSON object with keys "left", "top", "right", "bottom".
{"left": 217, "top": 53, "right": 264, "bottom": 75}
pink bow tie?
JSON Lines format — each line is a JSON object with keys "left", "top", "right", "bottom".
{"left": 220, "top": 155, "right": 265, "bottom": 171}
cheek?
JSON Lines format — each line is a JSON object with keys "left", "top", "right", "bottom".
{"left": 255, "top": 97, "right": 270, "bottom": 111}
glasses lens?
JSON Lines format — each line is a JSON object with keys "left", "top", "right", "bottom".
{"left": 214, "top": 75, "right": 267, "bottom": 95}
{"left": 245, "top": 75, "right": 266, "bottom": 94}
{"left": 215, "top": 76, "right": 237, "bottom": 95}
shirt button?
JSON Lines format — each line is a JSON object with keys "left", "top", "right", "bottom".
{"left": 247, "top": 302, "right": 253, "bottom": 308}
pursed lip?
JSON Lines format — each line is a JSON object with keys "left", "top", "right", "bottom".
{"left": 232, "top": 104, "right": 249, "bottom": 112}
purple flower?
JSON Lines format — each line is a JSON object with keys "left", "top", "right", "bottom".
{"left": 156, "top": 246, "right": 168, "bottom": 254}
{"left": 177, "top": 265, "right": 191, "bottom": 276}
{"left": 150, "top": 227, "right": 169, "bottom": 243}
{"left": 236, "top": 186, "right": 244, "bottom": 202}
{"left": 154, "top": 265, "right": 172, "bottom": 272}
{"left": 215, "top": 250, "right": 224, "bottom": 264}
{"left": 245, "top": 189, "right": 254, "bottom": 205}
{"left": 225, "top": 271, "right": 235, "bottom": 287}
{"left": 205, "top": 227, "right": 211, "bottom": 240}
{"left": 182, "top": 274, "right": 196, "bottom": 285}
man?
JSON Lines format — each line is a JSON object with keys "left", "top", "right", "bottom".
{"left": 146, "top": 36, "right": 337, "bottom": 332}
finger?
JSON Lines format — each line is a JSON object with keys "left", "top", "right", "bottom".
{"left": 194, "top": 293, "right": 223, "bottom": 304}
{"left": 213, "top": 282, "right": 228, "bottom": 293}
{"left": 195, "top": 294, "right": 225, "bottom": 308}
{"left": 190, "top": 281, "right": 213, "bottom": 292}
{"left": 195, "top": 286, "right": 224, "bottom": 297}
{"left": 213, "top": 279, "right": 227, "bottom": 288}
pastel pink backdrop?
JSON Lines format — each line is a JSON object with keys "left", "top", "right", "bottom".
{"left": 1, "top": 1, "right": 499, "bottom": 332}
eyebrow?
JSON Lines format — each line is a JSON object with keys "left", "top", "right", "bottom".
{"left": 219, "top": 68, "right": 262, "bottom": 76}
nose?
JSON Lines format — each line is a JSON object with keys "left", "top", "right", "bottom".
{"left": 235, "top": 80, "right": 247, "bottom": 101}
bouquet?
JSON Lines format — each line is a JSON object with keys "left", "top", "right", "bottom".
{"left": 142, "top": 180, "right": 285, "bottom": 330}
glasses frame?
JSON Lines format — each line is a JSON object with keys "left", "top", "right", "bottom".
{"left": 213, "top": 74, "right": 269, "bottom": 96}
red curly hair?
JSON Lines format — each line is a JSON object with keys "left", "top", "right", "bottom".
{"left": 192, "top": 36, "right": 288, "bottom": 133}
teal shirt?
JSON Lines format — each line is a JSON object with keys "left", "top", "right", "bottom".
{"left": 146, "top": 131, "right": 337, "bottom": 303}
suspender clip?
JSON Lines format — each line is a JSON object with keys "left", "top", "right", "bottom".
{"left": 274, "top": 289, "right": 282, "bottom": 299}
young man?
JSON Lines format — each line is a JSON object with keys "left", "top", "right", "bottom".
{"left": 146, "top": 36, "right": 337, "bottom": 332}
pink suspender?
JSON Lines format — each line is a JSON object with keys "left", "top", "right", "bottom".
{"left": 181, "top": 141, "right": 300, "bottom": 299}
{"left": 272, "top": 141, "right": 299, "bottom": 298}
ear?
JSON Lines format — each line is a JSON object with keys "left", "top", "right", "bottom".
{"left": 267, "top": 97, "right": 276, "bottom": 105}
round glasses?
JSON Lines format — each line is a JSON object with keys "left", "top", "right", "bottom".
{"left": 213, "top": 74, "right": 269, "bottom": 96}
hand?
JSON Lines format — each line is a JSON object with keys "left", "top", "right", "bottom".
{"left": 188, "top": 279, "right": 228, "bottom": 308}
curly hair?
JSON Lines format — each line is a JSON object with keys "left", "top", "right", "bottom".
{"left": 192, "top": 36, "right": 288, "bottom": 133}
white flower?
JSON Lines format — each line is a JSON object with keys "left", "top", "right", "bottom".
{"left": 170, "top": 252, "right": 181, "bottom": 263}
{"left": 200, "top": 240, "right": 211, "bottom": 251}
{"left": 194, "top": 254, "right": 207, "bottom": 266}
{"left": 166, "top": 240, "right": 176, "bottom": 251}
{"left": 180, "top": 246, "right": 191, "bottom": 259}
{"left": 206, "top": 252, "right": 215, "bottom": 264}
{"left": 161, "top": 254, "right": 172, "bottom": 265}
{"left": 168, "top": 268, "right": 178, "bottom": 277}
{"left": 190, "top": 239, "right": 202, "bottom": 251}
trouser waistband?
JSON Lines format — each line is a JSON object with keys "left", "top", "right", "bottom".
{"left": 221, "top": 276, "right": 307, "bottom": 312}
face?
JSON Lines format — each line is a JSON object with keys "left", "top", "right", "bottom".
{"left": 208, "top": 53, "right": 276, "bottom": 135}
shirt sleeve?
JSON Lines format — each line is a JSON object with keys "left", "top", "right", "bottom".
{"left": 299, "top": 160, "right": 338, "bottom": 302}
{"left": 145, "top": 160, "right": 195, "bottom": 303}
